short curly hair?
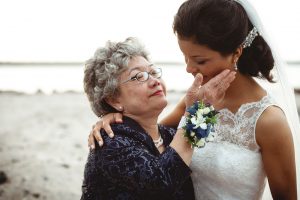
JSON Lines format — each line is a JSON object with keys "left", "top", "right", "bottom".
{"left": 83, "top": 37, "right": 149, "bottom": 117}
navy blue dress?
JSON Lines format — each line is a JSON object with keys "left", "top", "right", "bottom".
{"left": 81, "top": 117, "right": 195, "bottom": 200}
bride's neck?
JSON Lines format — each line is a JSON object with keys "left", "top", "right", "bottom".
{"left": 227, "top": 73, "right": 258, "bottom": 96}
{"left": 217, "top": 72, "right": 266, "bottom": 110}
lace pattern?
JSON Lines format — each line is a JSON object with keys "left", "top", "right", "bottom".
{"left": 190, "top": 94, "right": 277, "bottom": 200}
{"left": 214, "top": 95, "right": 276, "bottom": 152}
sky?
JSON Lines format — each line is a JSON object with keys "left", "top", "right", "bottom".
{"left": 0, "top": 0, "right": 299, "bottom": 63}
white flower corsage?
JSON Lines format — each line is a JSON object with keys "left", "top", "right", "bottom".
{"left": 182, "top": 101, "right": 218, "bottom": 148}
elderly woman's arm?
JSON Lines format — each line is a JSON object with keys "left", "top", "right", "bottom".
{"left": 160, "top": 70, "right": 235, "bottom": 127}
{"left": 83, "top": 133, "right": 192, "bottom": 196}
{"left": 88, "top": 69, "right": 236, "bottom": 148}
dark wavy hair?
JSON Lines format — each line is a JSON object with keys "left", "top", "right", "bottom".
{"left": 173, "top": 0, "right": 274, "bottom": 82}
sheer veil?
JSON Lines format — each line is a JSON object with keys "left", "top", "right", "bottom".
{"left": 235, "top": 0, "right": 300, "bottom": 198}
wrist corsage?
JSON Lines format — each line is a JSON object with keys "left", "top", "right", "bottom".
{"left": 180, "top": 101, "right": 218, "bottom": 148}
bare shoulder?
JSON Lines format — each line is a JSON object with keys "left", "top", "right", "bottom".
{"left": 255, "top": 105, "right": 293, "bottom": 148}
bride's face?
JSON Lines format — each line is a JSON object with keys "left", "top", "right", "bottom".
{"left": 178, "top": 38, "right": 235, "bottom": 84}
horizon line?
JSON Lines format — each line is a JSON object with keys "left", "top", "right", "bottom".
{"left": 1, "top": 61, "right": 300, "bottom": 66}
{"left": 0, "top": 61, "right": 186, "bottom": 66}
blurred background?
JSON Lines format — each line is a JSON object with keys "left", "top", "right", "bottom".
{"left": 0, "top": 0, "right": 300, "bottom": 93}
{"left": 0, "top": 0, "right": 299, "bottom": 199}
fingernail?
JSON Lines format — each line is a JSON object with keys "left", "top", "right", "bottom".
{"left": 90, "top": 144, "right": 95, "bottom": 149}
{"left": 109, "top": 133, "right": 114, "bottom": 138}
{"left": 98, "top": 141, "right": 103, "bottom": 146}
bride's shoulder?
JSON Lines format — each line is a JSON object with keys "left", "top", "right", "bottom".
{"left": 255, "top": 105, "right": 292, "bottom": 147}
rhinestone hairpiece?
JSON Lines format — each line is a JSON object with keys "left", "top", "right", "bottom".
{"left": 242, "top": 27, "right": 259, "bottom": 48}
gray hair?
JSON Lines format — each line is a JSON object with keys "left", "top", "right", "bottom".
{"left": 83, "top": 37, "right": 149, "bottom": 117}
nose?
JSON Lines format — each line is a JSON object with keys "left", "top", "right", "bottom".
{"left": 185, "top": 60, "right": 198, "bottom": 74}
{"left": 148, "top": 75, "right": 161, "bottom": 87}
{"left": 186, "top": 65, "right": 197, "bottom": 74}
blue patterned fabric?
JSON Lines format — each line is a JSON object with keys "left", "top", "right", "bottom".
{"left": 81, "top": 117, "right": 195, "bottom": 200}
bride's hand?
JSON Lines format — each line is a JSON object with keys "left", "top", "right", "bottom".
{"left": 185, "top": 69, "right": 236, "bottom": 107}
{"left": 88, "top": 113, "right": 123, "bottom": 149}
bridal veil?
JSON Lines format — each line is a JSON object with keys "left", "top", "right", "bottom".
{"left": 235, "top": 0, "right": 300, "bottom": 198}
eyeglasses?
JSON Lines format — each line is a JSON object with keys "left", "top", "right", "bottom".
{"left": 121, "top": 67, "right": 162, "bottom": 84}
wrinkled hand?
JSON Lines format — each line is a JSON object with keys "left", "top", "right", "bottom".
{"left": 88, "top": 113, "right": 123, "bottom": 149}
{"left": 202, "top": 69, "right": 236, "bottom": 105}
{"left": 185, "top": 69, "right": 236, "bottom": 108}
{"left": 185, "top": 73, "right": 204, "bottom": 108}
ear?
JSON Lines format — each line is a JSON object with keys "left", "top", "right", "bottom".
{"left": 105, "top": 97, "right": 124, "bottom": 112}
{"left": 232, "top": 46, "right": 243, "bottom": 63}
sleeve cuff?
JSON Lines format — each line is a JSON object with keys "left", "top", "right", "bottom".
{"left": 160, "top": 146, "right": 192, "bottom": 186}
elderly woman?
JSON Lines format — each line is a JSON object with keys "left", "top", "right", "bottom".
{"left": 81, "top": 37, "right": 235, "bottom": 199}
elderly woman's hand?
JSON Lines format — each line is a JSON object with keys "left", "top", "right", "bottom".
{"left": 88, "top": 113, "right": 123, "bottom": 149}
{"left": 203, "top": 69, "right": 236, "bottom": 105}
{"left": 185, "top": 69, "right": 236, "bottom": 108}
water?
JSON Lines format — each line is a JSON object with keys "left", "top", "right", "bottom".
{"left": 0, "top": 63, "right": 299, "bottom": 94}
{"left": 0, "top": 64, "right": 193, "bottom": 94}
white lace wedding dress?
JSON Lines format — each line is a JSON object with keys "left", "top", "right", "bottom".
{"left": 190, "top": 94, "right": 276, "bottom": 200}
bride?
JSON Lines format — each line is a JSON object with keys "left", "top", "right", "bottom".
{"left": 170, "top": 0, "right": 299, "bottom": 199}
{"left": 88, "top": 0, "right": 299, "bottom": 199}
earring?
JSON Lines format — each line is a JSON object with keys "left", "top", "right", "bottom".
{"left": 234, "top": 59, "right": 238, "bottom": 71}
{"left": 234, "top": 63, "right": 238, "bottom": 71}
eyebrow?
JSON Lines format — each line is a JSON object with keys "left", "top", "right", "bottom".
{"left": 128, "top": 63, "right": 154, "bottom": 74}
{"left": 191, "top": 55, "right": 209, "bottom": 59}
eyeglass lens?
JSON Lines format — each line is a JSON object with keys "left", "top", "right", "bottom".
{"left": 136, "top": 68, "right": 161, "bottom": 82}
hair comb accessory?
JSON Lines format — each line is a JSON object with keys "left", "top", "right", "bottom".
{"left": 242, "top": 27, "right": 259, "bottom": 48}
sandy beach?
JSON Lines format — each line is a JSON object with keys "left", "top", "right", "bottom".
{"left": 0, "top": 91, "right": 299, "bottom": 200}
{"left": 0, "top": 91, "right": 184, "bottom": 200}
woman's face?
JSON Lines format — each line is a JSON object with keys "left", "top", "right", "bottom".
{"left": 116, "top": 56, "right": 167, "bottom": 117}
{"left": 178, "top": 38, "right": 235, "bottom": 84}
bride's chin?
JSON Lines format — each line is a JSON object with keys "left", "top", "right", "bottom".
{"left": 203, "top": 76, "right": 213, "bottom": 85}
{"left": 202, "top": 79, "right": 209, "bottom": 85}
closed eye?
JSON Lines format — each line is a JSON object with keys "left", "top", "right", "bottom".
{"left": 129, "top": 74, "right": 139, "bottom": 81}
{"left": 150, "top": 70, "right": 160, "bottom": 76}
{"left": 150, "top": 68, "right": 162, "bottom": 78}
{"left": 197, "top": 61, "right": 206, "bottom": 65}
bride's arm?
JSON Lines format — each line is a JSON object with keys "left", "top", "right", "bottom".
{"left": 256, "top": 106, "right": 297, "bottom": 199}
{"left": 159, "top": 96, "right": 185, "bottom": 127}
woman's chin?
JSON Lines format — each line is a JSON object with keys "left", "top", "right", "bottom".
{"left": 161, "top": 100, "right": 168, "bottom": 109}
{"left": 154, "top": 99, "right": 168, "bottom": 114}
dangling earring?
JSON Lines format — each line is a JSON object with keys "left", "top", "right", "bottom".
{"left": 234, "top": 63, "right": 238, "bottom": 71}
{"left": 234, "top": 59, "right": 238, "bottom": 71}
